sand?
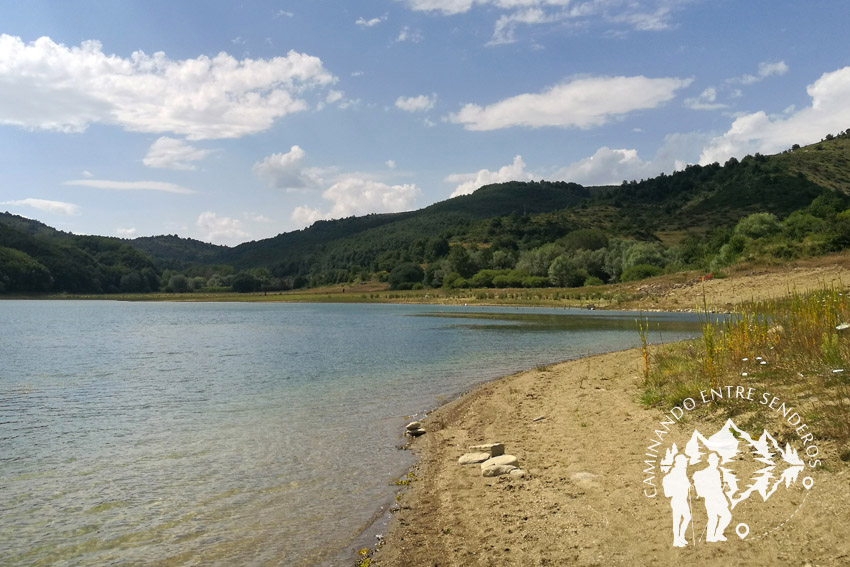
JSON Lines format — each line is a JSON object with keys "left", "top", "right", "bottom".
{"left": 371, "top": 263, "right": 850, "bottom": 566}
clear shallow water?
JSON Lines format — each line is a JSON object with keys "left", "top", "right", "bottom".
{"left": 0, "top": 301, "right": 703, "bottom": 566}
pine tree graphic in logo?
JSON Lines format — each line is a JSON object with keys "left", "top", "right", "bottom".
{"left": 660, "top": 419, "right": 807, "bottom": 547}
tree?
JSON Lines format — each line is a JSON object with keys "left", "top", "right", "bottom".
{"left": 548, "top": 256, "right": 587, "bottom": 287}
{"left": 167, "top": 274, "right": 190, "bottom": 293}
{"left": 231, "top": 272, "right": 260, "bottom": 293}
{"left": 734, "top": 213, "right": 780, "bottom": 239}
{"left": 388, "top": 262, "right": 424, "bottom": 290}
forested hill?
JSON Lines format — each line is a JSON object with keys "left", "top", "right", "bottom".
{"left": 2, "top": 131, "right": 850, "bottom": 294}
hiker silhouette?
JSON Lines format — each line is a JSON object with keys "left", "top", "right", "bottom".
{"left": 692, "top": 452, "right": 732, "bottom": 542}
{"left": 662, "top": 454, "right": 691, "bottom": 547}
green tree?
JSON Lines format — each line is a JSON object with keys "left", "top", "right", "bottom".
{"left": 231, "top": 272, "right": 261, "bottom": 293}
{"left": 548, "top": 255, "right": 587, "bottom": 287}
{"left": 734, "top": 213, "right": 780, "bottom": 239}
{"left": 388, "top": 262, "right": 424, "bottom": 290}
{"left": 167, "top": 274, "right": 190, "bottom": 293}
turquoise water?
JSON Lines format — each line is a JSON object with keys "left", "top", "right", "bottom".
{"left": 0, "top": 301, "right": 703, "bottom": 566}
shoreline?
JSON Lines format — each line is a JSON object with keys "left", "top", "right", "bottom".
{"left": 368, "top": 347, "right": 850, "bottom": 566}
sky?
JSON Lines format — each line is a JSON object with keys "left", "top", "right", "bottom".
{"left": 1, "top": 1, "right": 849, "bottom": 246}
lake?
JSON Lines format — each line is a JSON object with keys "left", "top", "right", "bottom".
{"left": 0, "top": 301, "right": 704, "bottom": 566}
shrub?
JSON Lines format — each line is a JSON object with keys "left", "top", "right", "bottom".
{"left": 620, "top": 264, "right": 663, "bottom": 282}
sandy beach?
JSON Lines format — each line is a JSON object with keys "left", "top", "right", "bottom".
{"left": 371, "top": 263, "right": 850, "bottom": 566}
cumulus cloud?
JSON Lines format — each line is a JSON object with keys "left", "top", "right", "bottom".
{"left": 554, "top": 147, "right": 656, "bottom": 185}
{"left": 291, "top": 178, "right": 420, "bottom": 227}
{"left": 553, "top": 131, "right": 711, "bottom": 185}
{"left": 64, "top": 179, "right": 195, "bottom": 194}
{"left": 143, "top": 137, "right": 212, "bottom": 170}
{"left": 700, "top": 65, "right": 850, "bottom": 164}
{"left": 116, "top": 227, "right": 137, "bottom": 237}
{"left": 395, "top": 94, "right": 437, "bottom": 112}
{"left": 449, "top": 75, "right": 692, "bottom": 130}
{"left": 252, "top": 145, "right": 324, "bottom": 190}
{"left": 728, "top": 60, "right": 789, "bottom": 86}
{"left": 196, "top": 211, "right": 250, "bottom": 243}
{"left": 684, "top": 87, "right": 727, "bottom": 111}
{"left": 446, "top": 155, "right": 533, "bottom": 197}
{"left": 0, "top": 34, "right": 336, "bottom": 140}
{"left": 0, "top": 198, "right": 80, "bottom": 215}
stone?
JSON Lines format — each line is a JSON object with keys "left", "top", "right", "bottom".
{"left": 570, "top": 471, "right": 602, "bottom": 488}
{"left": 509, "top": 468, "right": 527, "bottom": 478}
{"left": 405, "top": 421, "right": 422, "bottom": 431}
{"left": 480, "top": 454, "right": 518, "bottom": 471}
{"left": 482, "top": 464, "right": 516, "bottom": 477}
{"left": 458, "top": 452, "right": 491, "bottom": 465}
{"left": 469, "top": 443, "right": 504, "bottom": 457}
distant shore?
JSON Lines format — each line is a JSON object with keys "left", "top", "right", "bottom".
{"left": 11, "top": 253, "right": 850, "bottom": 313}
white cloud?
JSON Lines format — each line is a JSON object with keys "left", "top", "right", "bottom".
{"left": 554, "top": 147, "right": 656, "bottom": 185}
{"left": 196, "top": 211, "right": 250, "bottom": 244}
{"left": 449, "top": 75, "right": 692, "bottom": 130}
{"left": 291, "top": 205, "right": 326, "bottom": 227}
{"left": 553, "top": 131, "right": 711, "bottom": 185}
{"left": 326, "top": 90, "right": 344, "bottom": 103}
{"left": 64, "top": 179, "right": 196, "bottom": 194}
{"left": 356, "top": 16, "right": 387, "bottom": 27}
{"left": 395, "top": 26, "right": 423, "bottom": 43}
{"left": 0, "top": 198, "right": 80, "bottom": 215}
{"left": 143, "top": 137, "right": 212, "bottom": 170}
{"left": 81, "top": 170, "right": 94, "bottom": 178}
{"left": 385, "top": 160, "right": 397, "bottom": 169}
{"left": 244, "top": 212, "right": 273, "bottom": 223}
{"left": 700, "top": 65, "right": 850, "bottom": 164}
{"left": 274, "top": 9, "right": 294, "bottom": 18}
{"left": 399, "top": 0, "right": 691, "bottom": 42}
{"left": 0, "top": 34, "right": 336, "bottom": 140}
{"left": 252, "top": 145, "right": 324, "bottom": 190}
{"left": 728, "top": 60, "right": 789, "bottom": 86}
{"left": 116, "top": 227, "right": 137, "bottom": 237}
{"left": 446, "top": 155, "right": 532, "bottom": 197}
{"left": 291, "top": 178, "right": 420, "bottom": 227}
{"left": 684, "top": 87, "right": 727, "bottom": 111}
{"left": 395, "top": 94, "right": 437, "bottom": 112}
{"left": 489, "top": 8, "right": 553, "bottom": 45}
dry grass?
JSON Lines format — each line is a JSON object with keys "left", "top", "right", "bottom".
{"left": 641, "top": 285, "right": 850, "bottom": 455}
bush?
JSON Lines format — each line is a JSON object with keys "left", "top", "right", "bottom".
{"left": 734, "top": 213, "right": 780, "bottom": 239}
{"left": 584, "top": 276, "right": 604, "bottom": 287}
{"left": 620, "top": 264, "right": 663, "bottom": 282}
{"left": 521, "top": 276, "right": 550, "bottom": 288}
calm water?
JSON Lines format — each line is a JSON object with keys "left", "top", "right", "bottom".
{"left": 0, "top": 301, "right": 703, "bottom": 566}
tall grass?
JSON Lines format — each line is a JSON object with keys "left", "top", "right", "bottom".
{"left": 641, "top": 285, "right": 850, "bottom": 456}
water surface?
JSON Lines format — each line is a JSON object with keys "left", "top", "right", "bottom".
{"left": 0, "top": 301, "right": 703, "bottom": 566}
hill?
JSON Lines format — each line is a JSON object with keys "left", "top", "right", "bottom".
{"left": 2, "top": 130, "right": 850, "bottom": 294}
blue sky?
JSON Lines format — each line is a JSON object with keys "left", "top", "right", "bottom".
{"left": 1, "top": 1, "right": 849, "bottom": 245}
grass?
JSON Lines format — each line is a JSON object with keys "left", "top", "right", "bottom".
{"left": 640, "top": 285, "right": 850, "bottom": 457}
